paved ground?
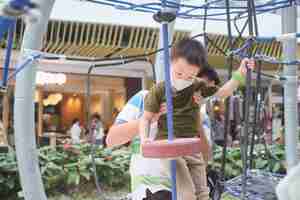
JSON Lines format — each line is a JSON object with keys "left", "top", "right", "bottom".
{"left": 48, "top": 189, "right": 237, "bottom": 200}
{"left": 48, "top": 186, "right": 129, "bottom": 200}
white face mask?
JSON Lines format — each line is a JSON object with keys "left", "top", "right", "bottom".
{"left": 170, "top": 71, "right": 193, "bottom": 91}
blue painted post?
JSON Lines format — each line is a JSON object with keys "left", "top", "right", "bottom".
{"left": 9, "top": 0, "right": 30, "bottom": 10}
{"left": 162, "top": 21, "right": 177, "bottom": 200}
{"left": 2, "top": 20, "right": 15, "bottom": 87}
{"left": 154, "top": 0, "right": 181, "bottom": 82}
{"left": 160, "top": 0, "right": 177, "bottom": 199}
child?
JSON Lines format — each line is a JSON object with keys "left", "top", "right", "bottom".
{"left": 140, "top": 38, "right": 217, "bottom": 200}
{"left": 140, "top": 38, "right": 254, "bottom": 200}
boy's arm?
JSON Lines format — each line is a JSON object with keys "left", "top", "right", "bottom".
{"left": 214, "top": 79, "right": 239, "bottom": 99}
{"left": 141, "top": 83, "right": 164, "bottom": 143}
{"left": 214, "top": 58, "right": 255, "bottom": 99}
{"left": 140, "top": 111, "right": 155, "bottom": 143}
{"left": 194, "top": 78, "right": 218, "bottom": 98}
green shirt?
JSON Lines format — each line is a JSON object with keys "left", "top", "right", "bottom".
{"left": 144, "top": 80, "right": 218, "bottom": 138}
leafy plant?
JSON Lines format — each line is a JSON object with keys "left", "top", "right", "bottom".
{"left": 0, "top": 144, "right": 131, "bottom": 197}
{"left": 0, "top": 151, "right": 20, "bottom": 197}
{"left": 208, "top": 144, "right": 286, "bottom": 180}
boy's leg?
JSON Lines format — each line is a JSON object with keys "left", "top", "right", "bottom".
{"left": 183, "top": 153, "right": 210, "bottom": 200}
{"left": 161, "top": 157, "right": 197, "bottom": 200}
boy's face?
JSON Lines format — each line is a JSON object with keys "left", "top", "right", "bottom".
{"left": 171, "top": 58, "right": 200, "bottom": 81}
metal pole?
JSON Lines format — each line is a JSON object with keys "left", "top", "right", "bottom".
{"left": 220, "top": 0, "right": 233, "bottom": 198}
{"left": 14, "top": 1, "right": 55, "bottom": 200}
{"left": 249, "top": 0, "right": 262, "bottom": 170}
{"left": 162, "top": 21, "right": 177, "bottom": 200}
{"left": 281, "top": 5, "right": 298, "bottom": 171}
{"left": 157, "top": 1, "right": 178, "bottom": 199}
{"left": 154, "top": 0, "right": 180, "bottom": 82}
{"left": 240, "top": 0, "right": 255, "bottom": 198}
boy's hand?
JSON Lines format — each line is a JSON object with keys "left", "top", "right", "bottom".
{"left": 238, "top": 58, "right": 255, "bottom": 76}
{"left": 193, "top": 92, "right": 204, "bottom": 105}
{"left": 141, "top": 137, "right": 152, "bottom": 144}
{"left": 159, "top": 103, "right": 167, "bottom": 114}
{"left": 153, "top": 103, "right": 167, "bottom": 122}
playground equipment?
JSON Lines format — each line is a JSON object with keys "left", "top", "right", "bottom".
{"left": 142, "top": 138, "right": 203, "bottom": 158}
{"left": 0, "top": 0, "right": 299, "bottom": 200}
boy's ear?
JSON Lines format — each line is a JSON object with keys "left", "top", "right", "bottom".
{"left": 146, "top": 188, "right": 153, "bottom": 197}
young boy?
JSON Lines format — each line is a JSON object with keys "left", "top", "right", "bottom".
{"left": 140, "top": 38, "right": 218, "bottom": 200}
{"left": 139, "top": 37, "right": 255, "bottom": 200}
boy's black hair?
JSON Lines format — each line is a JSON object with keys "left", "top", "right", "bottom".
{"left": 171, "top": 37, "right": 208, "bottom": 69}
{"left": 198, "top": 66, "right": 221, "bottom": 85}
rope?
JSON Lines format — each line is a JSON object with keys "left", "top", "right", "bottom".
{"left": 203, "top": 0, "right": 208, "bottom": 47}
{"left": 6, "top": 35, "right": 297, "bottom": 92}
{"left": 20, "top": 32, "right": 299, "bottom": 66}
{"left": 83, "top": 0, "right": 293, "bottom": 21}
{"left": 86, "top": 63, "right": 103, "bottom": 197}
{"left": 85, "top": 57, "right": 156, "bottom": 200}
{"left": 6, "top": 53, "right": 41, "bottom": 82}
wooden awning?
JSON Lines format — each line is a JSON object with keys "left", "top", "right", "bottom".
{"left": 11, "top": 19, "right": 189, "bottom": 59}
{"left": 3, "top": 19, "right": 286, "bottom": 70}
{"left": 206, "top": 34, "right": 282, "bottom": 58}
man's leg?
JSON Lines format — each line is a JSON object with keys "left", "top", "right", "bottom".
{"left": 130, "top": 154, "right": 171, "bottom": 200}
{"left": 183, "top": 153, "right": 210, "bottom": 200}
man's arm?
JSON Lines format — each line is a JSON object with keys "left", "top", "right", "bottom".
{"left": 106, "top": 91, "right": 146, "bottom": 148}
{"left": 197, "top": 110, "right": 211, "bottom": 162}
{"left": 106, "top": 119, "right": 140, "bottom": 148}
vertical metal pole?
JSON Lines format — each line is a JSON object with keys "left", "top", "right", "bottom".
{"left": 281, "top": 5, "right": 298, "bottom": 171}
{"left": 159, "top": 1, "right": 177, "bottom": 199}
{"left": 240, "top": 0, "right": 255, "bottom": 198}
{"left": 220, "top": 0, "right": 234, "bottom": 198}
{"left": 154, "top": 0, "right": 180, "bottom": 82}
{"left": 155, "top": 22, "right": 175, "bottom": 82}
{"left": 2, "top": 20, "right": 15, "bottom": 86}
{"left": 249, "top": 0, "right": 262, "bottom": 169}
{"left": 14, "top": 1, "right": 55, "bottom": 200}
{"left": 162, "top": 19, "right": 177, "bottom": 200}
{"left": 202, "top": 0, "right": 208, "bottom": 47}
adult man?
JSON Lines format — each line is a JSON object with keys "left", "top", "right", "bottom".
{"left": 107, "top": 58, "right": 253, "bottom": 200}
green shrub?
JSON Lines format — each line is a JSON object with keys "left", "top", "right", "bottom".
{"left": 0, "top": 151, "right": 20, "bottom": 197}
{"left": 208, "top": 144, "right": 286, "bottom": 180}
{"left": 0, "top": 144, "right": 131, "bottom": 198}
{"left": 0, "top": 143, "right": 287, "bottom": 197}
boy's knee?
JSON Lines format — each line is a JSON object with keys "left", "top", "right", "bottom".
{"left": 196, "top": 188, "right": 210, "bottom": 200}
